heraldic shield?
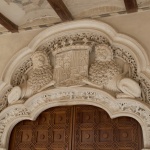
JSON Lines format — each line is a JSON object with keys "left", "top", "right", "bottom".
{"left": 53, "top": 48, "right": 90, "bottom": 87}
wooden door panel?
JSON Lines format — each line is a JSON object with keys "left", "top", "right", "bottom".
{"left": 74, "top": 106, "right": 97, "bottom": 149}
{"left": 9, "top": 105, "right": 143, "bottom": 150}
{"left": 73, "top": 105, "right": 143, "bottom": 150}
{"left": 9, "top": 106, "right": 73, "bottom": 150}
{"left": 98, "top": 127, "right": 113, "bottom": 142}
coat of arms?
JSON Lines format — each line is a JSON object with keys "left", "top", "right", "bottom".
{"left": 53, "top": 49, "right": 90, "bottom": 87}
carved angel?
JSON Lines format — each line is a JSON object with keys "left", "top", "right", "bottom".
{"left": 83, "top": 44, "right": 141, "bottom": 98}
{"left": 8, "top": 51, "right": 55, "bottom": 104}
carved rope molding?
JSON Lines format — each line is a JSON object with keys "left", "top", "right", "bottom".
{"left": 0, "top": 20, "right": 150, "bottom": 150}
{"left": 0, "top": 88, "right": 150, "bottom": 149}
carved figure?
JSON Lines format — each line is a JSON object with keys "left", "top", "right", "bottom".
{"left": 83, "top": 44, "right": 141, "bottom": 98}
{"left": 8, "top": 51, "right": 55, "bottom": 104}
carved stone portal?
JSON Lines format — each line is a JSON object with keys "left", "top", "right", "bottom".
{"left": 1, "top": 20, "right": 150, "bottom": 150}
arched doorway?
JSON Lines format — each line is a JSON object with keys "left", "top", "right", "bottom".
{"left": 9, "top": 105, "right": 143, "bottom": 150}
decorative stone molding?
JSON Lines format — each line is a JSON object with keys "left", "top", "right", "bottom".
{"left": 0, "top": 20, "right": 150, "bottom": 149}
{"left": 0, "top": 88, "right": 150, "bottom": 149}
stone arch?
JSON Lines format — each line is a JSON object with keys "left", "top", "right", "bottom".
{"left": 0, "top": 20, "right": 150, "bottom": 150}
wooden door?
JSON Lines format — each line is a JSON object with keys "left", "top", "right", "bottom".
{"left": 73, "top": 105, "right": 143, "bottom": 150}
{"left": 9, "top": 106, "right": 73, "bottom": 150}
{"left": 9, "top": 106, "right": 143, "bottom": 150}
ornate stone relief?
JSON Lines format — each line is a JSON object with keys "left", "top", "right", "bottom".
{"left": 0, "top": 20, "right": 150, "bottom": 149}
{"left": 7, "top": 41, "right": 141, "bottom": 105}
{"left": 8, "top": 30, "right": 149, "bottom": 105}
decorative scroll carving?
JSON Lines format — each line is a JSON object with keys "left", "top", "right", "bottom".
{"left": 8, "top": 51, "right": 55, "bottom": 104}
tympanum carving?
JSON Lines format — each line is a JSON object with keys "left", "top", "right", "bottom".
{"left": 7, "top": 43, "right": 142, "bottom": 104}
